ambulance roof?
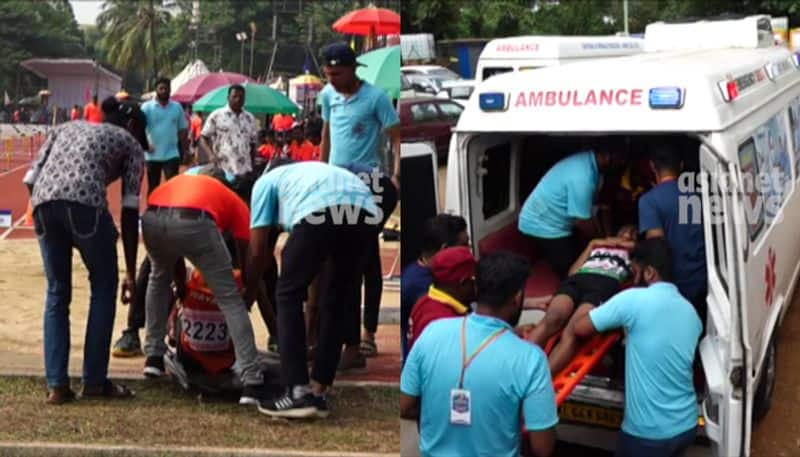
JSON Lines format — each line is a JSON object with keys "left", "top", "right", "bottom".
{"left": 457, "top": 46, "right": 800, "bottom": 133}
{"left": 478, "top": 35, "right": 644, "bottom": 62}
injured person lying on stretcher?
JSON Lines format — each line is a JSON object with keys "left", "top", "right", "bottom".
{"left": 526, "top": 225, "right": 637, "bottom": 374}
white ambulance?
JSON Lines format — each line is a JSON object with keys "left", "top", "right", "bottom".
{"left": 475, "top": 34, "right": 645, "bottom": 82}
{"left": 446, "top": 15, "right": 795, "bottom": 456}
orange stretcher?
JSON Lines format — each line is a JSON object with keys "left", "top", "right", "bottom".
{"left": 521, "top": 326, "right": 623, "bottom": 406}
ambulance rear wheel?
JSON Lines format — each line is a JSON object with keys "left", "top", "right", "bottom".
{"left": 752, "top": 333, "right": 777, "bottom": 423}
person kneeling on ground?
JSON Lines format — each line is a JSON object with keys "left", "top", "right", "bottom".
{"left": 571, "top": 238, "right": 702, "bottom": 457}
{"left": 407, "top": 246, "right": 476, "bottom": 350}
{"left": 527, "top": 225, "right": 637, "bottom": 374}
{"left": 401, "top": 252, "right": 557, "bottom": 457}
{"left": 141, "top": 172, "right": 269, "bottom": 406}
{"left": 245, "top": 158, "right": 379, "bottom": 419}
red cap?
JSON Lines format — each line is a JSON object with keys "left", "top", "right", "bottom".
{"left": 430, "top": 247, "right": 476, "bottom": 284}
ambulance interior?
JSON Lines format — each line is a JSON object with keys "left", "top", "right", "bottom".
{"left": 471, "top": 132, "right": 709, "bottom": 406}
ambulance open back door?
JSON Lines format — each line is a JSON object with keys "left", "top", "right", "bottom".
{"left": 697, "top": 141, "right": 748, "bottom": 457}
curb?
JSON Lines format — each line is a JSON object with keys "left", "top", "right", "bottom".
{"left": 0, "top": 442, "right": 397, "bottom": 457}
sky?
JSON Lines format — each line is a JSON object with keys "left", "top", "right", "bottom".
{"left": 69, "top": 0, "right": 104, "bottom": 26}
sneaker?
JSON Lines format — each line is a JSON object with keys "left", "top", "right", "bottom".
{"left": 312, "top": 394, "right": 330, "bottom": 418}
{"left": 239, "top": 383, "right": 267, "bottom": 406}
{"left": 258, "top": 391, "right": 318, "bottom": 419}
{"left": 143, "top": 355, "right": 165, "bottom": 378}
{"left": 112, "top": 330, "right": 143, "bottom": 358}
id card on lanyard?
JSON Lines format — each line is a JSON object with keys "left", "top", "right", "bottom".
{"left": 450, "top": 317, "right": 506, "bottom": 426}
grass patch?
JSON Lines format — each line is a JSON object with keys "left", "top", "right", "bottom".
{"left": 0, "top": 376, "right": 399, "bottom": 454}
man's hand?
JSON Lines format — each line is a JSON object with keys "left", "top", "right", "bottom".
{"left": 121, "top": 273, "right": 135, "bottom": 305}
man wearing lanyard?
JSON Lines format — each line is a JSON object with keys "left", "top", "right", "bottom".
{"left": 638, "top": 143, "right": 707, "bottom": 323}
{"left": 407, "top": 246, "right": 476, "bottom": 350}
{"left": 400, "top": 252, "right": 557, "bottom": 457}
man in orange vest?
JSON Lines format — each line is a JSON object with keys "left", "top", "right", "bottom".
{"left": 83, "top": 95, "right": 103, "bottom": 123}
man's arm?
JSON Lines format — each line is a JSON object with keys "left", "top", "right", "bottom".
{"left": 244, "top": 226, "right": 278, "bottom": 307}
{"left": 120, "top": 208, "right": 138, "bottom": 304}
{"left": 645, "top": 228, "right": 666, "bottom": 238}
{"left": 178, "top": 129, "right": 189, "bottom": 162}
{"left": 399, "top": 393, "right": 420, "bottom": 420}
{"left": 527, "top": 428, "right": 556, "bottom": 457}
{"left": 199, "top": 135, "right": 217, "bottom": 165}
{"left": 387, "top": 124, "right": 401, "bottom": 192}
{"left": 568, "top": 239, "right": 599, "bottom": 276}
{"left": 320, "top": 122, "right": 330, "bottom": 163}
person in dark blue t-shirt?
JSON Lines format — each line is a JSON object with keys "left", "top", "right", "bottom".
{"left": 400, "top": 214, "right": 470, "bottom": 362}
{"left": 638, "top": 143, "right": 707, "bottom": 323}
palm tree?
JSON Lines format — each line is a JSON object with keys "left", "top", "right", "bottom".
{"left": 97, "top": 0, "right": 171, "bottom": 90}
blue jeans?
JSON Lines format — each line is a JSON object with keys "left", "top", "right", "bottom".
{"left": 34, "top": 201, "right": 119, "bottom": 389}
{"left": 616, "top": 427, "right": 697, "bottom": 457}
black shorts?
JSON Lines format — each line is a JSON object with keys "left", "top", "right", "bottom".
{"left": 556, "top": 273, "right": 621, "bottom": 307}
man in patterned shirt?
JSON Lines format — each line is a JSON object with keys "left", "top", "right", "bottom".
{"left": 23, "top": 96, "right": 144, "bottom": 404}
{"left": 528, "top": 225, "right": 637, "bottom": 374}
{"left": 199, "top": 84, "right": 257, "bottom": 177}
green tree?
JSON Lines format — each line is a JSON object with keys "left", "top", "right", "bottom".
{"left": 97, "top": 0, "right": 172, "bottom": 90}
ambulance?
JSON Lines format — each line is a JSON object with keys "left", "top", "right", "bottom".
{"left": 446, "top": 15, "right": 795, "bottom": 456}
{"left": 475, "top": 34, "right": 645, "bottom": 82}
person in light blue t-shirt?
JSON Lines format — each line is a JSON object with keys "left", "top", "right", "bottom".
{"left": 518, "top": 141, "right": 620, "bottom": 278}
{"left": 244, "top": 159, "right": 380, "bottom": 420}
{"left": 140, "top": 76, "right": 188, "bottom": 194}
{"left": 318, "top": 42, "right": 401, "bottom": 190}
{"left": 573, "top": 238, "right": 701, "bottom": 457}
{"left": 401, "top": 252, "right": 558, "bottom": 457}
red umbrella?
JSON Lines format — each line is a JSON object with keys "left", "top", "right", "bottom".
{"left": 172, "top": 72, "right": 254, "bottom": 104}
{"left": 332, "top": 6, "right": 400, "bottom": 36}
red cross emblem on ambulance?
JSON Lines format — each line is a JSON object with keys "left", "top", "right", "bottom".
{"left": 764, "top": 247, "right": 776, "bottom": 307}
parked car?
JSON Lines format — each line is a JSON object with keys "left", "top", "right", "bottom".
{"left": 437, "top": 79, "right": 475, "bottom": 107}
{"left": 401, "top": 65, "right": 462, "bottom": 96}
{"left": 398, "top": 97, "right": 464, "bottom": 161}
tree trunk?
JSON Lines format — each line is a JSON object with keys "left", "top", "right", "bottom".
{"left": 150, "top": 0, "right": 157, "bottom": 85}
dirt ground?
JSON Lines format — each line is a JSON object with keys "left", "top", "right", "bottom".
{"left": 0, "top": 239, "right": 400, "bottom": 383}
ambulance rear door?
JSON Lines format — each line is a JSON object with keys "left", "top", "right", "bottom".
{"left": 697, "top": 141, "right": 748, "bottom": 457}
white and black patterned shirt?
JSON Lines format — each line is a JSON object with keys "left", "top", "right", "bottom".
{"left": 23, "top": 121, "right": 145, "bottom": 210}
{"left": 201, "top": 105, "right": 257, "bottom": 176}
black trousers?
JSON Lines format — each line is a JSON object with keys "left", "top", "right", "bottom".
{"left": 276, "top": 207, "right": 373, "bottom": 387}
{"left": 344, "top": 176, "right": 399, "bottom": 345}
{"left": 146, "top": 158, "right": 180, "bottom": 196}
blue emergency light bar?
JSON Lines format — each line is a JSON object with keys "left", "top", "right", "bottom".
{"left": 479, "top": 92, "right": 506, "bottom": 111}
{"left": 648, "top": 87, "right": 684, "bottom": 109}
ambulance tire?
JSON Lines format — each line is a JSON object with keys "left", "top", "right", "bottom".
{"left": 752, "top": 333, "right": 777, "bottom": 423}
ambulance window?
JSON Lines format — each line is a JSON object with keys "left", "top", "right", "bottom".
{"left": 737, "top": 138, "right": 764, "bottom": 241}
{"left": 752, "top": 113, "right": 792, "bottom": 223}
{"left": 787, "top": 97, "right": 800, "bottom": 179}
{"left": 482, "top": 143, "right": 512, "bottom": 219}
{"left": 708, "top": 176, "right": 729, "bottom": 293}
{"left": 482, "top": 67, "right": 512, "bottom": 81}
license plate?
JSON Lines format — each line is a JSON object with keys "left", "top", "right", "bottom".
{"left": 558, "top": 402, "right": 622, "bottom": 429}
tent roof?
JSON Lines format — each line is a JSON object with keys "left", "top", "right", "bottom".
{"left": 20, "top": 59, "right": 122, "bottom": 83}
{"left": 172, "top": 59, "right": 209, "bottom": 91}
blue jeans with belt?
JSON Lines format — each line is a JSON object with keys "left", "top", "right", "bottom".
{"left": 33, "top": 200, "right": 119, "bottom": 389}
